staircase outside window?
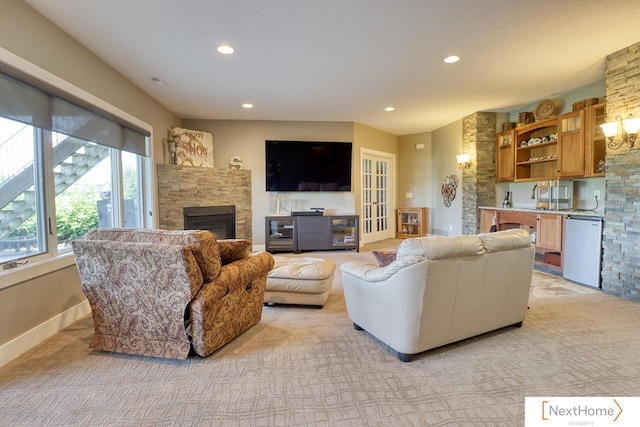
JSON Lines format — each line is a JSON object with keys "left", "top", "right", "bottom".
{"left": 0, "top": 117, "right": 146, "bottom": 265}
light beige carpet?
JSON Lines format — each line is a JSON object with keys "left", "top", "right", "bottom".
{"left": 1, "top": 246, "right": 639, "bottom": 426}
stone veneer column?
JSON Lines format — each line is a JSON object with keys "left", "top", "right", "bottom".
{"left": 601, "top": 42, "right": 640, "bottom": 302}
{"left": 461, "top": 112, "right": 497, "bottom": 235}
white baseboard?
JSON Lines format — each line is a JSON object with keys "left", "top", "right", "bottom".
{"left": 0, "top": 300, "right": 91, "bottom": 368}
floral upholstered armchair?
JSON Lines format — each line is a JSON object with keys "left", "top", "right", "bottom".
{"left": 72, "top": 228, "right": 274, "bottom": 359}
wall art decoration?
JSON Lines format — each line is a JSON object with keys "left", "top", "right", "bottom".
{"left": 170, "top": 127, "right": 214, "bottom": 168}
{"left": 228, "top": 156, "right": 243, "bottom": 169}
{"left": 441, "top": 174, "right": 458, "bottom": 207}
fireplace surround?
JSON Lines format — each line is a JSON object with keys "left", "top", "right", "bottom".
{"left": 184, "top": 205, "right": 236, "bottom": 239}
{"left": 157, "top": 164, "right": 252, "bottom": 239}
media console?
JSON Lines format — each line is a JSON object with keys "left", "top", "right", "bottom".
{"left": 265, "top": 215, "right": 359, "bottom": 253}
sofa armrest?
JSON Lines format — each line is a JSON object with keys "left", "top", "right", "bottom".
{"left": 191, "top": 251, "right": 275, "bottom": 308}
{"left": 340, "top": 255, "right": 425, "bottom": 282}
{"left": 189, "top": 251, "right": 274, "bottom": 357}
{"left": 217, "top": 239, "right": 253, "bottom": 264}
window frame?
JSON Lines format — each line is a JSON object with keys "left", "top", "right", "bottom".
{"left": 0, "top": 47, "right": 156, "bottom": 290}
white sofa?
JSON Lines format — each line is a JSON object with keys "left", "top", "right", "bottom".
{"left": 340, "top": 229, "right": 535, "bottom": 362}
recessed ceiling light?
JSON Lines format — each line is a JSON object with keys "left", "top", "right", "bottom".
{"left": 385, "top": 107, "right": 395, "bottom": 112}
{"left": 242, "top": 103, "right": 254, "bottom": 109}
{"left": 217, "top": 45, "right": 235, "bottom": 55}
{"left": 444, "top": 55, "right": 460, "bottom": 64}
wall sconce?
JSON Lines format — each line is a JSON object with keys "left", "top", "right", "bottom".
{"left": 456, "top": 153, "right": 471, "bottom": 171}
{"left": 599, "top": 115, "right": 640, "bottom": 150}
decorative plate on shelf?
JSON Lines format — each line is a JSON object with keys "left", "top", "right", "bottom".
{"left": 533, "top": 99, "right": 556, "bottom": 121}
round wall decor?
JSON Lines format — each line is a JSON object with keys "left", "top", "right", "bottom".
{"left": 533, "top": 99, "right": 556, "bottom": 121}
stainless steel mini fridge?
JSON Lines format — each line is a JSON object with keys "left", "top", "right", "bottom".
{"left": 563, "top": 215, "right": 603, "bottom": 288}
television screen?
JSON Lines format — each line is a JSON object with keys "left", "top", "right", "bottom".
{"left": 266, "top": 140, "right": 352, "bottom": 192}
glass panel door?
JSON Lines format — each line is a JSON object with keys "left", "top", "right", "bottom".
{"left": 361, "top": 150, "right": 395, "bottom": 244}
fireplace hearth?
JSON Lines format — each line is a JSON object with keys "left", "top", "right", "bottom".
{"left": 184, "top": 205, "right": 236, "bottom": 239}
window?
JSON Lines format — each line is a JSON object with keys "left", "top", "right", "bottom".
{"left": 0, "top": 65, "right": 151, "bottom": 265}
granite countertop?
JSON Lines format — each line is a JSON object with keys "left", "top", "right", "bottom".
{"left": 479, "top": 206, "right": 604, "bottom": 218}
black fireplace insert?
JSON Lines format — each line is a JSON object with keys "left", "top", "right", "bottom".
{"left": 183, "top": 205, "right": 235, "bottom": 239}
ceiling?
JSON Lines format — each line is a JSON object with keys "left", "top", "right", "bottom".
{"left": 24, "top": 0, "right": 640, "bottom": 136}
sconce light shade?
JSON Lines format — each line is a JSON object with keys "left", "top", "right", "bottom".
{"left": 457, "top": 153, "right": 471, "bottom": 172}
{"left": 623, "top": 117, "right": 640, "bottom": 135}
{"left": 599, "top": 121, "right": 619, "bottom": 138}
{"left": 456, "top": 153, "right": 471, "bottom": 164}
{"left": 600, "top": 115, "right": 640, "bottom": 149}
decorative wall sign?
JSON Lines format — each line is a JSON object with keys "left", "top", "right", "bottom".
{"left": 170, "top": 127, "right": 214, "bottom": 168}
{"left": 441, "top": 174, "right": 458, "bottom": 207}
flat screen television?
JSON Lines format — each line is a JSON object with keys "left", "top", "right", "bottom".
{"left": 266, "top": 140, "right": 352, "bottom": 192}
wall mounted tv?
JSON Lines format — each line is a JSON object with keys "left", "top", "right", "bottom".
{"left": 266, "top": 140, "right": 352, "bottom": 192}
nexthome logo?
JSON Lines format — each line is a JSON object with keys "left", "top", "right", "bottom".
{"left": 525, "top": 397, "right": 639, "bottom": 426}
{"left": 542, "top": 399, "right": 621, "bottom": 421}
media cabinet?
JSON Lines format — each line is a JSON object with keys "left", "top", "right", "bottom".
{"left": 265, "top": 215, "right": 359, "bottom": 253}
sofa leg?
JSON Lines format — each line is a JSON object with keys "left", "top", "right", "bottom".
{"left": 353, "top": 323, "right": 363, "bottom": 331}
{"left": 512, "top": 321, "right": 523, "bottom": 328}
{"left": 397, "top": 352, "right": 413, "bottom": 362}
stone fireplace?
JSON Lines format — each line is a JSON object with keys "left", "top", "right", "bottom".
{"left": 156, "top": 164, "right": 252, "bottom": 239}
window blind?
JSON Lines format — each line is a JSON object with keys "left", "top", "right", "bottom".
{"left": 0, "top": 63, "right": 149, "bottom": 156}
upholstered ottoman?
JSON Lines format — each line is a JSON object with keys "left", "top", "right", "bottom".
{"left": 265, "top": 257, "right": 336, "bottom": 307}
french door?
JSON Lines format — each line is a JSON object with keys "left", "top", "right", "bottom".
{"left": 361, "top": 149, "right": 395, "bottom": 244}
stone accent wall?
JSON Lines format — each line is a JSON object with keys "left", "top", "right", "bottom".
{"left": 156, "top": 164, "right": 252, "bottom": 239}
{"left": 461, "top": 112, "right": 497, "bottom": 235}
{"left": 601, "top": 42, "right": 640, "bottom": 302}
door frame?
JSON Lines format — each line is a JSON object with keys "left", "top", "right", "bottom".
{"left": 359, "top": 148, "right": 396, "bottom": 245}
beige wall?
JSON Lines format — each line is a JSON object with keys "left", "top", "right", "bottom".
{"left": 183, "top": 119, "right": 356, "bottom": 245}
{"left": 181, "top": 120, "right": 398, "bottom": 245}
{"left": 398, "top": 132, "right": 432, "bottom": 230}
{"left": 0, "top": 0, "right": 179, "bottom": 356}
{"left": 430, "top": 120, "right": 464, "bottom": 236}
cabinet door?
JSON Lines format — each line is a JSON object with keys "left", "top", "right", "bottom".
{"left": 330, "top": 216, "right": 359, "bottom": 250}
{"left": 584, "top": 102, "right": 606, "bottom": 177}
{"left": 480, "top": 210, "right": 498, "bottom": 233}
{"left": 296, "top": 216, "right": 328, "bottom": 250}
{"left": 558, "top": 110, "right": 585, "bottom": 177}
{"left": 265, "top": 217, "right": 296, "bottom": 252}
{"left": 536, "top": 214, "right": 563, "bottom": 251}
{"left": 497, "top": 129, "right": 515, "bottom": 182}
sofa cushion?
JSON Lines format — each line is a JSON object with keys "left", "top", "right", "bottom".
{"left": 84, "top": 228, "right": 222, "bottom": 281}
{"left": 479, "top": 228, "right": 531, "bottom": 252}
{"left": 397, "top": 234, "right": 484, "bottom": 260}
{"left": 218, "top": 239, "right": 252, "bottom": 264}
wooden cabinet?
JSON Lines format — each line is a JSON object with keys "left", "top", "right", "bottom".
{"left": 558, "top": 109, "right": 585, "bottom": 177}
{"left": 480, "top": 209, "right": 499, "bottom": 233}
{"left": 515, "top": 117, "right": 558, "bottom": 181}
{"left": 480, "top": 208, "right": 564, "bottom": 252}
{"left": 584, "top": 102, "right": 606, "bottom": 177}
{"left": 497, "top": 129, "right": 515, "bottom": 182}
{"left": 507, "top": 102, "right": 605, "bottom": 180}
{"left": 536, "top": 213, "right": 563, "bottom": 252}
{"left": 397, "top": 207, "right": 428, "bottom": 238}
